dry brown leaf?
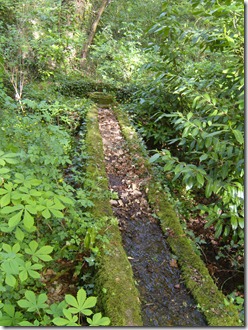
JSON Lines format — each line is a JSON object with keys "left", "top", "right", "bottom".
{"left": 170, "top": 259, "right": 178, "bottom": 268}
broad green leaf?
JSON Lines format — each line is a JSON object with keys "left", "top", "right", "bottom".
{"left": 233, "top": 129, "right": 244, "bottom": 145}
{"left": 87, "top": 312, "right": 111, "bottom": 326}
{"left": 42, "top": 208, "right": 51, "bottom": 219}
{"left": 65, "top": 294, "right": 78, "bottom": 308}
{"left": 19, "top": 261, "right": 42, "bottom": 281}
{"left": 230, "top": 216, "right": 238, "bottom": 230}
{"left": 14, "top": 173, "right": 25, "bottom": 181}
{"left": 187, "top": 112, "right": 193, "bottom": 120}
{"left": 66, "top": 289, "right": 96, "bottom": 315}
{"left": 214, "top": 222, "right": 223, "bottom": 239}
{"left": 80, "top": 308, "right": 93, "bottom": 316}
{"left": 53, "top": 316, "right": 79, "bottom": 326}
{"left": 0, "top": 306, "right": 23, "bottom": 327}
{"left": 77, "top": 288, "right": 87, "bottom": 306}
{"left": 199, "top": 154, "right": 208, "bottom": 162}
{"left": 28, "top": 269, "right": 41, "bottom": 279}
{"left": 19, "top": 270, "right": 28, "bottom": 282}
{"left": 50, "top": 208, "right": 64, "bottom": 218}
{"left": 0, "top": 188, "right": 7, "bottom": 195}
{"left": 25, "top": 204, "right": 37, "bottom": 214}
{"left": 0, "top": 167, "right": 10, "bottom": 174}
{"left": 28, "top": 179, "right": 42, "bottom": 186}
{"left": 25, "top": 242, "right": 53, "bottom": 262}
{"left": 35, "top": 245, "right": 53, "bottom": 261}
{"left": 25, "top": 290, "right": 36, "bottom": 303}
{"left": 3, "top": 304, "right": 14, "bottom": 316}
{"left": 12, "top": 242, "right": 21, "bottom": 253}
{"left": 5, "top": 274, "right": 16, "bottom": 287}
{"left": 23, "top": 210, "right": 34, "bottom": 229}
{"left": 196, "top": 173, "right": 204, "bottom": 187}
{"left": 15, "top": 227, "right": 25, "bottom": 241}
{"left": 52, "top": 317, "right": 70, "bottom": 326}
{"left": 2, "top": 259, "right": 20, "bottom": 275}
{"left": 53, "top": 309, "right": 79, "bottom": 326}
{"left": 0, "top": 316, "right": 13, "bottom": 326}
{"left": 1, "top": 205, "right": 23, "bottom": 214}
{"left": 18, "top": 291, "right": 48, "bottom": 312}
{"left": 29, "top": 189, "right": 42, "bottom": 197}
{"left": 149, "top": 153, "right": 160, "bottom": 163}
{"left": 82, "top": 296, "right": 97, "bottom": 310}
{"left": 17, "top": 299, "right": 32, "bottom": 309}
{"left": 3, "top": 158, "right": 18, "bottom": 165}
{"left": 28, "top": 240, "right": 38, "bottom": 252}
{"left": 8, "top": 210, "right": 23, "bottom": 227}
{"left": 37, "top": 293, "right": 48, "bottom": 306}
{"left": 53, "top": 198, "right": 65, "bottom": 209}
{"left": 19, "top": 320, "right": 40, "bottom": 326}
{"left": 163, "top": 162, "right": 174, "bottom": 171}
{"left": 2, "top": 243, "right": 11, "bottom": 252}
{"left": 238, "top": 217, "right": 244, "bottom": 229}
{"left": 46, "top": 301, "right": 67, "bottom": 317}
{"left": 203, "top": 93, "right": 211, "bottom": 103}
{"left": 1, "top": 193, "right": 11, "bottom": 207}
{"left": 205, "top": 182, "right": 212, "bottom": 198}
{"left": 56, "top": 195, "right": 74, "bottom": 205}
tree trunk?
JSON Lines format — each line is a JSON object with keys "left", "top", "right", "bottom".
{"left": 81, "top": 0, "right": 110, "bottom": 67}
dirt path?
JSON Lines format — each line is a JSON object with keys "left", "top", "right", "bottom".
{"left": 98, "top": 108, "right": 206, "bottom": 326}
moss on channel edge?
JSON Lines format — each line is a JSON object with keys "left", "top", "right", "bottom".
{"left": 112, "top": 106, "right": 240, "bottom": 326}
{"left": 85, "top": 105, "right": 143, "bottom": 326}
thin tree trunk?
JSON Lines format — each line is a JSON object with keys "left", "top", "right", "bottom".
{"left": 81, "top": 0, "right": 110, "bottom": 67}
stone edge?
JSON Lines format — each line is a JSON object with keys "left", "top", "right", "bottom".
{"left": 112, "top": 105, "right": 240, "bottom": 326}
{"left": 84, "top": 105, "right": 143, "bottom": 326}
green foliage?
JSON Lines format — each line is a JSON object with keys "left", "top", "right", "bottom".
{"left": 89, "top": 24, "right": 155, "bottom": 85}
{"left": 0, "top": 0, "right": 243, "bottom": 324}
{"left": 18, "top": 290, "right": 48, "bottom": 312}
{"left": 0, "top": 83, "right": 110, "bottom": 325}
{"left": 51, "top": 288, "right": 110, "bottom": 326}
{"left": 87, "top": 312, "right": 111, "bottom": 326}
{"left": 132, "top": 0, "right": 244, "bottom": 255}
{"left": 57, "top": 75, "right": 116, "bottom": 97}
{"left": 0, "top": 287, "right": 110, "bottom": 326}
{"left": 224, "top": 290, "right": 244, "bottom": 325}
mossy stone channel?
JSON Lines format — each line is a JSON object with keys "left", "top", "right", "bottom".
{"left": 98, "top": 107, "right": 206, "bottom": 326}
{"left": 85, "top": 93, "right": 240, "bottom": 326}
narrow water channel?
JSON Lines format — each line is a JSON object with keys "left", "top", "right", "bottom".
{"left": 98, "top": 107, "right": 207, "bottom": 326}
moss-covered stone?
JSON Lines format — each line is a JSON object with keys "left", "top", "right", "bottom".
{"left": 88, "top": 92, "right": 116, "bottom": 108}
{"left": 112, "top": 106, "right": 241, "bottom": 326}
{"left": 84, "top": 105, "right": 143, "bottom": 326}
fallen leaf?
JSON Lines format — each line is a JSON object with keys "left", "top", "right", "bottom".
{"left": 170, "top": 259, "right": 178, "bottom": 268}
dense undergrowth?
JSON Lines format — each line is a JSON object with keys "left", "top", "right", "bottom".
{"left": 118, "top": 0, "right": 244, "bottom": 321}
{"left": 0, "top": 0, "right": 244, "bottom": 325}
{"left": 0, "top": 81, "right": 111, "bottom": 325}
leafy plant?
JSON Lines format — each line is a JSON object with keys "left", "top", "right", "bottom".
{"left": 52, "top": 288, "right": 110, "bottom": 326}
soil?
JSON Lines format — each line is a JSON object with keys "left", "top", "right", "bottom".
{"left": 98, "top": 107, "right": 207, "bottom": 326}
{"left": 186, "top": 216, "right": 244, "bottom": 295}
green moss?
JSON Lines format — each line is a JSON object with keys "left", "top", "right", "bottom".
{"left": 85, "top": 105, "right": 143, "bottom": 326}
{"left": 88, "top": 92, "right": 116, "bottom": 108}
{"left": 113, "top": 106, "right": 240, "bottom": 326}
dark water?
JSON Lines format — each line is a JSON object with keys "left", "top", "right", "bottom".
{"left": 119, "top": 215, "right": 207, "bottom": 326}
